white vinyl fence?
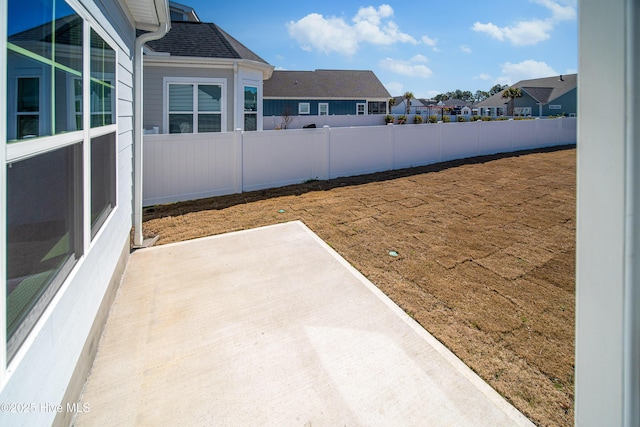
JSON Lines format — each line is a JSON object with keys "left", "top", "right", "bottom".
{"left": 143, "top": 118, "right": 576, "bottom": 206}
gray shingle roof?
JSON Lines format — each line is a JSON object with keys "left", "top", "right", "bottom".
{"left": 264, "top": 70, "right": 391, "bottom": 99}
{"left": 477, "top": 74, "right": 577, "bottom": 107}
{"left": 144, "top": 21, "right": 269, "bottom": 64}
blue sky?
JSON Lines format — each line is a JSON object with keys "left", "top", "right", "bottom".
{"left": 185, "top": 0, "right": 577, "bottom": 98}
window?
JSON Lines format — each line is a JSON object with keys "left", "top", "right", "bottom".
{"left": 298, "top": 102, "right": 310, "bottom": 115}
{"left": 318, "top": 103, "right": 329, "bottom": 116}
{"left": 167, "top": 82, "right": 223, "bottom": 133}
{"left": 90, "top": 29, "right": 115, "bottom": 128}
{"left": 368, "top": 101, "right": 386, "bottom": 115}
{"left": 244, "top": 86, "right": 257, "bottom": 131}
{"left": 5, "top": 0, "right": 118, "bottom": 361}
{"left": 16, "top": 77, "right": 40, "bottom": 139}
{"left": 356, "top": 103, "right": 366, "bottom": 115}
{"left": 7, "top": 0, "right": 83, "bottom": 141}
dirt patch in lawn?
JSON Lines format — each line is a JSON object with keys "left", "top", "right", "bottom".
{"left": 141, "top": 145, "right": 576, "bottom": 427}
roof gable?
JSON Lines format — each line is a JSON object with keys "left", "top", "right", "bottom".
{"left": 264, "top": 70, "right": 390, "bottom": 99}
{"left": 144, "top": 21, "right": 269, "bottom": 64}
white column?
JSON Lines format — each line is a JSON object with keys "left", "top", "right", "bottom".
{"left": 576, "top": 1, "right": 640, "bottom": 426}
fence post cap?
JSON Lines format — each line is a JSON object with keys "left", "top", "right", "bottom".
{"left": 323, "top": 125, "right": 330, "bottom": 128}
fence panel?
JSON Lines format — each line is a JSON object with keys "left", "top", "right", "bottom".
{"left": 242, "top": 129, "right": 326, "bottom": 191}
{"left": 143, "top": 133, "right": 236, "bottom": 206}
{"left": 393, "top": 124, "right": 441, "bottom": 169}
{"left": 511, "top": 120, "right": 539, "bottom": 150}
{"left": 328, "top": 126, "right": 391, "bottom": 178}
{"left": 441, "top": 122, "right": 480, "bottom": 162}
{"left": 478, "top": 121, "right": 512, "bottom": 155}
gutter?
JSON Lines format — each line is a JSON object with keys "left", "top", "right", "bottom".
{"left": 133, "top": 3, "right": 170, "bottom": 247}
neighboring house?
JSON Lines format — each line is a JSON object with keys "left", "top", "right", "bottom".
{"left": 263, "top": 70, "right": 390, "bottom": 117}
{"left": 142, "top": 19, "right": 274, "bottom": 132}
{"left": 477, "top": 74, "right": 577, "bottom": 117}
{"left": 1, "top": 0, "right": 170, "bottom": 425}
{"left": 390, "top": 97, "right": 434, "bottom": 115}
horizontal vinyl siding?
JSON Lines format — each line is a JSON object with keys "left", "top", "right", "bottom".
{"left": 143, "top": 65, "right": 235, "bottom": 133}
{"left": 264, "top": 99, "right": 366, "bottom": 116}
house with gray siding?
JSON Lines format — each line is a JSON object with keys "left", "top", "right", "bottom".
{"left": 477, "top": 74, "right": 577, "bottom": 117}
{"left": 263, "top": 70, "right": 390, "bottom": 118}
{"left": 142, "top": 19, "right": 274, "bottom": 133}
{"left": 1, "top": 0, "right": 170, "bottom": 425}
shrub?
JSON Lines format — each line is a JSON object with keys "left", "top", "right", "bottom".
{"left": 396, "top": 115, "right": 407, "bottom": 124}
{"left": 428, "top": 115, "right": 438, "bottom": 123}
{"left": 496, "top": 116, "right": 509, "bottom": 121}
{"left": 384, "top": 114, "right": 394, "bottom": 124}
{"left": 442, "top": 116, "right": 451, "bottom": 123}
{"left": 481, "top": 116, "right": 493, "bottom": 121}
{"left": 470, "top": 115, "right": 482, "bottom": 122}
{"left": 414, "top": 115, "right": 424, "bottom": 124}
{"left": 457, "top": 116, "right": 467, "bottom": 122}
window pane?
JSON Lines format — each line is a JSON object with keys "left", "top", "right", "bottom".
{"left": 244, "top": 86, "right": 257, "bottom": 112}
{"left": 7, "top": 0, "right": 83, "bottom": 140}
{"left": 17, "top": 116, "right": 39, "bottom": 139}
{"left": 17, "top": 78, "right": 39, "bottom": 112}
{"left": 90, "top": 29, "right": 116, "bottom": 127}
{"left": 198, "top": 85, "right": 221, "bottom": 112}
{"left": 169, "top": 114, "right": 193, "bottom": 133}
{"left": 198, "top": 114, "right": 221, "bottom": 133}
{"left": 7, "top": 144, "right": 83, "bottom": 360}
{"left": 91, "top": 133, "right": 116, "bottom": 238}
{"left": 244, "top": 114, "right": 257, "bottom": 131}
{"left": 169, "top": 84, "right": 193, "bottom": 111}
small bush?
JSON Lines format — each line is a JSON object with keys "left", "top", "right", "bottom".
{"left": 414, "top": 115, "right": 424, "bottom": 124}
{"left": 396, "top": 115, "right": 407, "bottom": 124}
{"left": 428, "top": 115, "right": 438, "bottom": 123}
{"left": 457, "top": 116, "right": 467, "bottom": 122}
{"left": 442, "top": 116, "right": 451, "bottom": 123}
{"left": 481, "top": 116, "right": 493, "bottom": 121}
{"left": 384, "top": 114, "right": 394, "bottom": 124}
{"left": 470, "top": 115, "right": 482, "bottom": 122}
{"left": 496, "top": 116, "right": 509, "bottom": 121}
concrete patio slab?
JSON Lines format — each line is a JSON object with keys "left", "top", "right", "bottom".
{"left": 74, "top": 221, "right": 533, "bottom": 426}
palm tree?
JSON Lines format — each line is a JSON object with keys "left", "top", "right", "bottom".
{"left": 388, "top": 97, "right": 396, "bottom": 114}
{"left": 403, "top": 91, "right": 414, "bottom": 115}
{"left": 501, "top": 86, "right": 522, "bottom": 116}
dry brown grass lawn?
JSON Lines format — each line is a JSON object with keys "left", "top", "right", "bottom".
{"left": 141, "top": 146, "right": 576, "bottom": 427}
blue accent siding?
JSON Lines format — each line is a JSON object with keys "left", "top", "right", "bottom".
{"left": 264, "top": 99, "right": 367, "bottom": 116}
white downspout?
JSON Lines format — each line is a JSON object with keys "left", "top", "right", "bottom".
{"left": 233, "top": 61, "right": 238, "bottom": 131}
{"left": 133, "top": 15, "right": 170, "bottom": 247}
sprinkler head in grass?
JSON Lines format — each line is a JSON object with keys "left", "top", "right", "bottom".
{"left": 389, "top": 251, "right": 399, "bottom": 257}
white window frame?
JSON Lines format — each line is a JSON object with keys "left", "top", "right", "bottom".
{"left": 2, "top": 2, "right": 121, "bottom": 370}
{"left": 298, "top": 102, "right": 310, "bottom": 115}
{"left": 163, "top": 77, "right": 226, "bottom": 133}
{"left": 318, "top": 103, "right": 329, "bottom": 116}
{"left": 356, "top": 102, "right": 366, "bottom": 115}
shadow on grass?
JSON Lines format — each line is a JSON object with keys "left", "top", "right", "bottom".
{"left": 143, "top": 144, "right": 575, "bottom": 221}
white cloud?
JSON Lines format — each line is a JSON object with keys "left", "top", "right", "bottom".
{"left": 379, "top": 57, "right": 434, "bottom": 78}
{"left": 421, "top": 35, "right": 437, "bottom": 46}
{"left": 473, "top": 73, "right": 492, "bottom": 80}
{"left": 287, "top": 5, "right": 416, "bottom": 56}
{"left": 411, "top": 54, "right": 428, "bottom": 62}
{"left": 385, "top": 81, "right": 404, "bottom": 96}
{"left": 496, "top": 60, "right": 558, "bottom": 85}
{"left": 460, "top": 45, "right": 472, "bottom": 53}
{"left": 274, "top": 66, "right": 288, "bottom": 71}
{"left": 472, "top": 0, "right": 576, "bottom": 46}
